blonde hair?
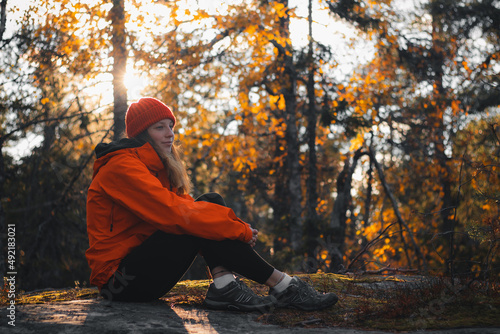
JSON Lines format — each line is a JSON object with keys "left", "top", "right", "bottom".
{"left": 134, "top": 131, "right": 192, "bottom": 195}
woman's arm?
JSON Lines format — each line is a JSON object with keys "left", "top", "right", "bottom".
{"left": 94, "top": 152, "right": 253, "bottom": 243}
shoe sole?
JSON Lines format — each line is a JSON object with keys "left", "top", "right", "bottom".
{"left": 275, "top": 295, "right": 339, "bottom": 311}
{"left": 203, "top": 299, "right": 275, "bottom": 313}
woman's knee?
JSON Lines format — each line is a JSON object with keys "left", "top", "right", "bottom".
{"left": 194, "top": 192, "right": 227, "bottom": 206}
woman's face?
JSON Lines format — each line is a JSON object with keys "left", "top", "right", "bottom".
{"left": 147, "top": 118, "right": 174, "bottom": 154}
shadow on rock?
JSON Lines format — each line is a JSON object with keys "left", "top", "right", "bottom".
{"left": 2, "top": 298, "right": 190, "bottom": 334}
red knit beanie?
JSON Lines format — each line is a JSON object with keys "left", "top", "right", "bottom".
{"left": 125, "top": 97, "right": 176, "bottom": 138}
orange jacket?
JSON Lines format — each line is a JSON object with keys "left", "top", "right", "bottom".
{"left": 85, "top": 139, "right": 252, "bottom": 288}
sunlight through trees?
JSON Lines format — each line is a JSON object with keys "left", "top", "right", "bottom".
{"left": 0, "top": 0, "right": 498, "bottom": 290}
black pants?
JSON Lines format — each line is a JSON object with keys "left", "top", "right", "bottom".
{"left": 100, "top": 193, "right": 275, "bottom": 302}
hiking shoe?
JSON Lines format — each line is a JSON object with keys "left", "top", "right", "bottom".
{"left": 270, "top": 276, "right": 338, "bottom": 311}
{"left": 204, "top": 279, "right": 276, "bottom": 312}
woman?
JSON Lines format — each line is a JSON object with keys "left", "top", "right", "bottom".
{"left": 86, "top": 97, "right": 338, "bottom": 312}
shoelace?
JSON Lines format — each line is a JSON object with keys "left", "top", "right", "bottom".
{"left": 235, "top": 279, "right": 258, "bottom": 302}
{"left": 296, "top": 280, "right": 319, "bottom": 301}
{"left": 236, "top": 279, "right": 252, "bottom": 294}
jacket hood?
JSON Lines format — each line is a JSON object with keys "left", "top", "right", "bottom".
{"left": 91, "top": 138, "right": 161, "bottom": 179}
{"left": 95, "top": 138, "right": 144, "bottom": 159}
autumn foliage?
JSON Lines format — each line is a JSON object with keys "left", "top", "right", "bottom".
{"left": 0, "top": 0, "right": 498, "bottom": 290}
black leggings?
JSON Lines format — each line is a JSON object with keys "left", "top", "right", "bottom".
{"left": 100, "top": 193, "right": 275, "bottom": 302}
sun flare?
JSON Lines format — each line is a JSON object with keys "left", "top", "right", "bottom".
{"left": 123, "top": 65, "right": 148, "bottom": 101}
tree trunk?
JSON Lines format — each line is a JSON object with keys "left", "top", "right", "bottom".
{"left": 303, "top": 0, "right": 320, "bottom": 270}
{"left": 284, "top": 93, "right": 302, "bottom": 252}
{"left": 330, "top": 149, "right": 366, "bottom": 271}
{"left": 0, "top": 144, "right": 6, "bottom": 277}
{"left": 272, "top": 140, "right": 289, "bottom": 254}
{"left": 0, "top": 0, "right": 7, "bottom": 277}
{"left": 111, "top": 0, "right": 127, "bottom": 140}
{"left": 0, "top": 0, "right": 7, "bottom": 41}
{"left": 273, "top": 0, "right": 303, "bottom": 252}
{"left": 430, "top": 7, "right": 457, "bottom": 277}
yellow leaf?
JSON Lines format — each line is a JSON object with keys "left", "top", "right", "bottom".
{"left": 246, "top": 25, "right": 256, "bottom": 35}
{"left": 349, "top": 132, "right": 364, "bottom": 151}
{"left": 278, "top": 96, "right": 286, "bottom": 110}
{"left": 256, "top": 111, "right": 268, "bottom": 125}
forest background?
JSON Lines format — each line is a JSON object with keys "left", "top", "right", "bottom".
{"left": 0, "top": 0, "right": 498, "bottom": 291}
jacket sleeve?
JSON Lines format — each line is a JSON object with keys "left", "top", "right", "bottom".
{"left": 95, "top": 152, "right": 253, "bottom": 243}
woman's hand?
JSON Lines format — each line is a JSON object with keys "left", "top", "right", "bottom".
{"left": 248, "top": 227, "right": 258, "bottom": 248}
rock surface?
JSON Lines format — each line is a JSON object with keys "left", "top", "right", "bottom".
{"left": 1, "top": 298, "right": 499, "bottom": 334}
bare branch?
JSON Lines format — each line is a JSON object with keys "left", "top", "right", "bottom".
{"left": 348, "top": 221, "right": 397, "bottom": 270}
{"left": 369, "top": 146, "right": 428, "bottom": 272}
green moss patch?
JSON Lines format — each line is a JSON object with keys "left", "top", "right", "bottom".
{"left": 9, "top": 287, "right": 100, "bottom": 305}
